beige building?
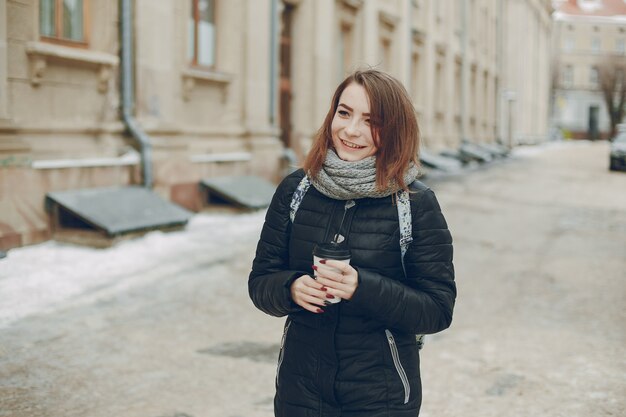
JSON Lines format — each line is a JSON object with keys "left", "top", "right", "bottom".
{"left": 0, "top": 0, "right": 553, "bottom": 251}
{"left": 500, "top": 0, "right": 553, "bottom": 145}
{"left": 551, "top": 0, "right": 626, "bottom": 139}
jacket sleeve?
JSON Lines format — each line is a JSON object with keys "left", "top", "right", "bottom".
{"left": 248, "top": 173, "right": 307, "bottom": 317}
{"left": 349, "top": 188, "right": 456, "bottom": 334}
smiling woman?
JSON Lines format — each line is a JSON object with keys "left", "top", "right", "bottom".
{"left": 331, "top": 83, "right": 378, "bottom": 162}
{"left": 249, "top": 69, "right": 456, "bottom": 417}
{"left": 305, "top": 69, "right": 421, "bottom": 191}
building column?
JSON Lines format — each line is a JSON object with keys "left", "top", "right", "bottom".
{"left": 362, "top": 0, "right": 378, "bottom": 67}
{"left": 397, "top": 0, "right": 412, "bottom": 87}
{"left": 0, "top": 0, "right": 9, "bottom": 120}
{"left": 313, "top": 0, "right": 336, "bottom": 127}
{"left": 244, "top": 0, "right": 282, "bottom": 180}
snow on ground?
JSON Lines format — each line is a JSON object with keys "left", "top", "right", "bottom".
{"left": 0, "top": 140, "right": 588, "bottom": 329}
{"left": 0, "top": 210, "right": 267, "bottom": 329}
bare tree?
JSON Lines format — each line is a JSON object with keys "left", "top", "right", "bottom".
{"left": 598, "top": 55, "right": 626, "bottom": 139}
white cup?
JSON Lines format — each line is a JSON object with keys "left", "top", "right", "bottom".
{"left": 312, "top": 243, "right": 351, "bottom": 304}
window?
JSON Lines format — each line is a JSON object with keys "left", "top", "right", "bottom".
{"left": 39, "top": 0, "right": 87, "bottom": 44}
{"left": 616, "top": 39, "right": 625, "bottom": 55}
{"left": 589, "top": 66, "right": 598, "bottom": 87}
{"left": 591, "top": 38, "right": 601, "bottom": 53}
{"left": 563, "top": 65, "right": 573, "bottom": 88}
{"left": 189, "top": 0, "right": 216, "bottom": 67}
{"left": 563, "top": 37, "right": 574, "bottom": 52}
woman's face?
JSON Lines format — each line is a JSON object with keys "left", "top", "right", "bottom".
{"left": 330, "top": 83, "right": 378, "bottom": 162}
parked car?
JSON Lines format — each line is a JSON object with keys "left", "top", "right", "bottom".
{"left": 609, "top": 124, "right": 626, "bottom": 172}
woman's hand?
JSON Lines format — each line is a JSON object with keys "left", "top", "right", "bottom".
{"left": 290, "top": 275, "right": 331, "bottom": 313}
{"left": 313, "top": 260, "right": 359, "bottom": 301}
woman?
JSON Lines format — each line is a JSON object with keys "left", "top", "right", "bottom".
{"left": 248, "top": 69, "right": 456, "bottom": 417}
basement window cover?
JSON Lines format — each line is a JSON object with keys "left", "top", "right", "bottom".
{"left": 45, "top": 186, "right": 193, "bottom": 236}
{"left": 200, "top": 175, "right": 276, "bottom": 209}
{"left": 420, "top": 150, "right": 463, "bottom": 172}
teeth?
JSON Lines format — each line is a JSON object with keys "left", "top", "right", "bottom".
{"left": 342, "top": 140, "right": 364, "bottom": 149}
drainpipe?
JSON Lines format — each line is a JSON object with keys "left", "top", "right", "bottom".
{"left": 269, "top": 0, "right": 279, "bottom": 127}
{"left": 460, "top": 0, "right": 468, "bottom": 144}
{"left": 120, "top": 0, "right": 153, "bottom": 188}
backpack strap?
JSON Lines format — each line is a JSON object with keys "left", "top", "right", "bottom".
{"left": 289, "top": 175, "right": 311, "bottom": 223}
{"left": 397, "top": 188, "right": 425, "bottom": 350}
{"left": 396, "top": 189, "right": 413, "bottom": 274}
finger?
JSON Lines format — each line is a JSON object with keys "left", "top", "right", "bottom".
{"left": 314, "top": 266, "right": 344, "bottom": 283}
{"left": 315, "top": 269, "right": 356, "bottom": 288}
{"left": 301, "top": 285, "right": 328, "bottom": 300}
{"left": 322, "top": 260, "right": 352, "bottom": 274}
{"left": 299, "top": 292, "right": 328, "bottom": 306}
{"left": 297, "top": 299, "right": 325, "bottom": 314}
{"left": 300, "top": 274, "right": 329, "bottom": 289}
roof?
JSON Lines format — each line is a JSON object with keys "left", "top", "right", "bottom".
{"left": 554, "top": 0, "right": 626, "bottom": 17}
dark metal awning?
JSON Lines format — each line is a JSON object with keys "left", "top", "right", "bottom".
{"left": 459, "top": 142, "right": 493, "bottom": 163}
{"left": 200, "top": 175, "right": 276, "bottom": 209}
{"left": 45, "top": 186, "right": 193, "bottom": 236}
{"left": 420, "top": 150, "right": 463, "bottom": 172}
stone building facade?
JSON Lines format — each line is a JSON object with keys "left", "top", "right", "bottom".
{"left": 551, "top": 0, "right": 626, "bottom": 139}
{"left": 0, "top": 0, "right": 553, "bottom": 250}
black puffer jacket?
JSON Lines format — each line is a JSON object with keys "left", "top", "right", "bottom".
{"left": 249, "top": 169, "right": 456, "bottom": 417}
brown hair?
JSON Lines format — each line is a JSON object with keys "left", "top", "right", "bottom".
{"left": 303, "top": 69, "right": 420, "bottom": 191}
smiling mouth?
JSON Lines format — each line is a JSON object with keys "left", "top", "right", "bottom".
{"left": 341, "top": 139, "right": 366, "bottom": 149}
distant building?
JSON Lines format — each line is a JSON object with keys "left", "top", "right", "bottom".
{"left": 500, "top": 0, "right": 554, "bottom": 146}
{"left": 551, "top": 0, "right": 626, "bottom": 139}
{"left": 0, "top": 0, "right": 554, "bottom": 250}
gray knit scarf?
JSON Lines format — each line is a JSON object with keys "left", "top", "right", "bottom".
{"left": 309, "top": 149, "right": 420, "bottom": 200}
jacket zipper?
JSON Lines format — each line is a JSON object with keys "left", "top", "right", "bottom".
{"left": 332, "top": 199, "right": 356, "bottom": 243}
{"left": 385, "top": 329, "right": 411, "bottom": 404}
{"left": 275, "top": 320, "right": 291, "bottom": 387}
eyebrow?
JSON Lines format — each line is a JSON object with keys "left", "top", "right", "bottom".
{"left": 338, "top": 103, "right": 370, "bottom": 117}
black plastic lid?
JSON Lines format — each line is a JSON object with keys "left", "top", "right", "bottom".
{"left": 312, "top": 242, "right": 351, "bottom": 260}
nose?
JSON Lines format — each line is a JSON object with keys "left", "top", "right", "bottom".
{"left": 344, "top": 119, "right": 361, "bottom": 137}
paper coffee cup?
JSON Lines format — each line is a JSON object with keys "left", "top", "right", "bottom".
{"left": 312, "top": 242, "right": 351, "bottom": 304}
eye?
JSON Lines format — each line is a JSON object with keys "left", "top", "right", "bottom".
{"left": 337, "top": 110, "right": 349, "bottom": 117}
{"left": 364, "top": 118, "right": 370, "bottom": 125}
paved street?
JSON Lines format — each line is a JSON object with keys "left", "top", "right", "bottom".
{"left": 1, "top": 141, "right": 625, "bottom": 417}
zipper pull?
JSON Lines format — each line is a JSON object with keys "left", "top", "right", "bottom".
{"left": 333, "top": 200, "right": 356, "bottom": 243}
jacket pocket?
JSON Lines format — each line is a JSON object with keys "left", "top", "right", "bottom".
{"left": 276, "top": 320, "right": 292, "bottom": 387}
{"left": 385, "top": 329, "right": 411, "bottom": 404}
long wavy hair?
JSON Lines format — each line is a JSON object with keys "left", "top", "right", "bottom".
{"left": 303, "top": 69, "right": 420, "bottom": 191}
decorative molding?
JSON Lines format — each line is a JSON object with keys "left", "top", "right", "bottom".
{"left": 189, "top": 152, "right": 252, "bottom": 163}
{"left": 181, "top": 68, "right": 234, "bottom": 102}
{"left": 435, "top": 42, "right": 447, "bottom": 55}
{"left": 25, "top": 41, "right": 118, "bottom": 92}
{"left": 32, "top": 151, "right": 140, "bottom": 170}
{"left": 412, "top": 29, "right": 426, "bottom": 44}
{"left": 379, "top": 11, "right": 399, "bottom": 28}
{"left": 338, "top": 0, "right": 364, "bottom": 10}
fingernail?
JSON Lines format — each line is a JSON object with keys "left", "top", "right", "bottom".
{"left": 320, "top": 259, "right": 326, "bottom": 264}
{"left": 321, "top": 286, "right": 328, "bottom": 291}
{"left": 317, "top": 308, "right": 325, "bottom": 313}
{"left": 326, "top": 294, "right": 335, "bottom": 299}
{"left": 312, "top": 265, "right": 318, "bottom": 271}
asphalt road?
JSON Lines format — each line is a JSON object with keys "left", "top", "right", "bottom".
{"left": 1, "top": 141, "right": 625, "bottom": 417}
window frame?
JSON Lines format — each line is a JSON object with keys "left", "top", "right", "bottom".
{"left": 189, "top": 0, "right": 217, "bottom": 69}
{"left": 589, "top": 66, "right": 599, "bottom": 88}
{"left": 39, "top": 0, "right": 90, "bottom": 48}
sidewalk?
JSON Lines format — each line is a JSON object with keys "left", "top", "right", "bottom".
{"left": 1, "top": 141, "right": 625, "bottom": 417}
